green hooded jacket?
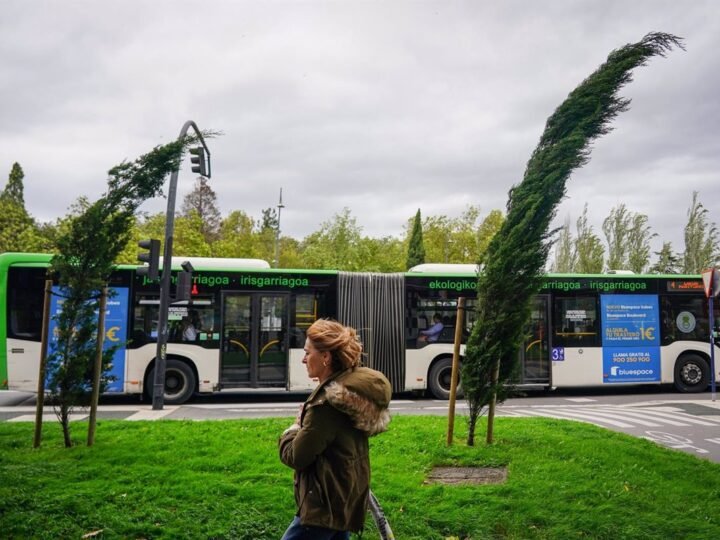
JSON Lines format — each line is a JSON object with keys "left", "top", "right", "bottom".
{"left": 279, "top": 366, "right": 392, "bottom": 532}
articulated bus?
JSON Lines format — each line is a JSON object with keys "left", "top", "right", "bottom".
{"left": 1, "top": 252, "right": 718, "bottom": 403}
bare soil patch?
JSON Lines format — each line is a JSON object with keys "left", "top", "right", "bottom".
{"left": 426, "top": 466, "right": 508, "bottom": 485}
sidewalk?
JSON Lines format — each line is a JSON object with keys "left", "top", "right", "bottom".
{"left": 0, "top": 391, "right": 37, "bottom": 406}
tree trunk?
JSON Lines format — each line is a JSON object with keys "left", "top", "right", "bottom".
{"left": 467, "top": 412, "right": 477, "bottom": 446}
{"left": 61, "top": 407, "right": 72, "bottom": 447}
{"left": 486, "top": 357, "right": 501, "bottom": 445}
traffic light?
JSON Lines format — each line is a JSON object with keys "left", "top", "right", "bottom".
{"left": 189, "top": 147, "right": 207, "bottom": 176}
{"left": 137, "top": 239, "right": 160, "bottom": 280}
{"left": 175, "top": 261, "right": 194, "bottom": 302}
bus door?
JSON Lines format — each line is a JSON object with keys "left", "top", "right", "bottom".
{"left": 220, "top": 292, "right": 289, "bottom": 387}
{"left": 519, "top": 295, "right": 550, "bottom": 385}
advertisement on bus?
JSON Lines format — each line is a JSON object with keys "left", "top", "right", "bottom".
{"left": 48, "top": 286, "right": 129, "bottom": 392}
{"left": 601, "top": 294, "right": 661, "bottom": 383}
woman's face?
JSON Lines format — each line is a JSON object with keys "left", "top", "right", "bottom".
{"left": 303, "top": 338, "right": 333, "bottom": 382}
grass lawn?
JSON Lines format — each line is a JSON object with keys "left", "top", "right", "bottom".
{"left": 1, "top": 415, "right": 719, "bottom": 539}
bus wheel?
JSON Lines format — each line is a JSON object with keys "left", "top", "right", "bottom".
{"left": 428, "top": 358, "right": 462, "bottom": 400}
{"left": 146, "top": 359, "right": 196, "bottom": 404}
{"left": 674, "top": 354, "right": 709, "bottom": 393}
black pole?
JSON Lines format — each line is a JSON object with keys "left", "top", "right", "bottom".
{"left": 152, "top": 120, "right": 211, "bottom": 410}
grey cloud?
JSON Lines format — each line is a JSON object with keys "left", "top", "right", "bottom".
{"left": 1, "top": 0, "right": 718, "bottom": 260}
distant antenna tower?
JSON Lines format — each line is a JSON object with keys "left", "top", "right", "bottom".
{"left": 274, "top": 188, "right": 284, "bottom": 268}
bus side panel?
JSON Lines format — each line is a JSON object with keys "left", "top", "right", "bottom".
{"left": 125, "top": 345, "right": 151, "bottom": 395}
{"left": 128, "top": 344, "right": 219, "bottom": 395}
{"left": 551, "top": 347, "right": 603, "bottom": 387}
{"left": 404, "top": 344, "right": 460, "bottom": 392}
{"left": 6, "top": 338, "right": 41, "bottom": 391}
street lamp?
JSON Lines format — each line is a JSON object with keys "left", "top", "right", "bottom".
{"left": 152, "top": 120, "right": 211, "bottom": 410}
{"left": 274, "top": 187, "right": 284, "bottom": 268}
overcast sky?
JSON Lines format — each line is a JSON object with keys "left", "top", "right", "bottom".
{"left": 2, "top": 1, "right": 718, "bottom": 258}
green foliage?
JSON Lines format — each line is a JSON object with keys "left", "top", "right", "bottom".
{"left": 46, "top": 137, "right": 197, "bottom": 446}
{"left": 602, "top": 203, "right": 655, "bottom": 272}
{"left": 300, "top": 208, "right": 364, "bottom": 270}
{"left": 2, "top": 416, "right": 720, "bottom": 539}
{"left": 575, "top": 203, "right": 605, "bottom": 273}
{"left": 463, "top": 33, "right": 682, "bottom": 445}
{"left": 627, "top": 213, "right": 656, "bottom": 273}
{"left": 476, "top": 209, "right": 505, "bottom": 263}
{"left": 0, "top": 162, "right": 48, "bottom": 253}
{"left": 212, "top": 209, "right": 260, "bottom": 259}
{"left": 551, "top": 218, "right": 576, "bottom": 272}
{"left": 0, "top": 198, "right": 43, "bottom": 253}
{"left": 1, "top": 162, "right": 26, "bottom": 206}
{"left": 410, "top": 205, "right": 503, "bottom": 266}
{"left": 358, "top": 236, "right": 405, "bottom": 272}
{"left": 406, "top": 209, "right": 425, "bottom": 269}
{"left": 682, "top": 191, "right": 719, "bottom": 273}
{"left": 650, "top": 241, "right": 681, "bottom": 274}
{"left": 603, "top": 203, "right": 632, "bottom": 270}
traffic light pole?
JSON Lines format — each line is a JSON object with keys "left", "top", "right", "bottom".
{"left": 152, "top": 120, "right": 211, "bottom": 410}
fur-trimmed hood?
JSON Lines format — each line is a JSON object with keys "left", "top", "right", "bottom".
{"left": 323, "top": 367, "right": 392, "bottom": 436}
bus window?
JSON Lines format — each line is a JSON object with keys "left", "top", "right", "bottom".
{"left": 406, "top": 288, "right": 465, "bottom": 346}
{"left": 553, "top": 296, "right": 599, "bottom": 347}
{"left": 660, "top": 296, "right": 708, "bottom": 344}
{"left": 131, "top": 295, "right": 217, "bottom": 347}
{"left": 290, "top": 293, "right": 327, "bottom": 347}
{"left": 7, "top": 267, "right": 45, "bottom": 341}
{"left": 132, "top": 295, "right": 159, "bottom": 347}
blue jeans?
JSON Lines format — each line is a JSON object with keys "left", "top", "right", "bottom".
{"left": 281, "top": 515, "right": 350, "bottom": 540}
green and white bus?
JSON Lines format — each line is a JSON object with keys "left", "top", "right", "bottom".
{"left": 1, "top": 252, "right": 718, "bottom": 403}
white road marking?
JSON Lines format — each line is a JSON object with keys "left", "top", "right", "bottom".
{"left": 8, "top": 414, "right": 88, "bottom": 423}
{"left": 631, "top": 408, "right": 720, "bottom": 426}
{"left": 515, "top": 408, "right": 636, "bottom": 428}
{"left": 591, "top": 408, "right": 688, "bottom": 427}
{"left": 125, "top": 407, "right": 178, "bottom": 421}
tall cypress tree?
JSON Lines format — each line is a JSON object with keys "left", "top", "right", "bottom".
{"left": 462, "top": 32, "right": 682, "bottom": 445}
{"left": 1, "top": 162, "right": 26, "bottom": 206}
{"left": 406, "top": 209, "right": 425, "bottom": 269}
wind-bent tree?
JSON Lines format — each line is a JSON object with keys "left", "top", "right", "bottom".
{"left": 406, "top": 209, "right": 425, "bottom": 269}
{"left": 682, "top": 191, "right": 719, "bottom": 273}
{"left": 575, "top": 203, "right": 605, "bottom": 273}
{"left": 627, "top": 213, "right": 656, "bottom": 273}
{"left": 602, "top": 203, "right": 632, "bottom": 270}
{"left": 462, "top": 32, "right": 682, "bottom": 445}
{"left": 603, "top": 203, "right": 655, "bottom": 272}
{"left": 47, "top": 137, "right": 199, "bottom": 447}
{"left": 551, "top": 218, "right": 576, "bottom": 272}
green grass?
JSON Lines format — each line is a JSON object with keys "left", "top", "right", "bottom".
{"left": 1, "top": 416, "right": 719, "bottom": 539}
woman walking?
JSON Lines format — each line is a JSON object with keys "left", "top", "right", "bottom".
{"left": 279, "top": 319, "right": 392, "bottom": 539}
